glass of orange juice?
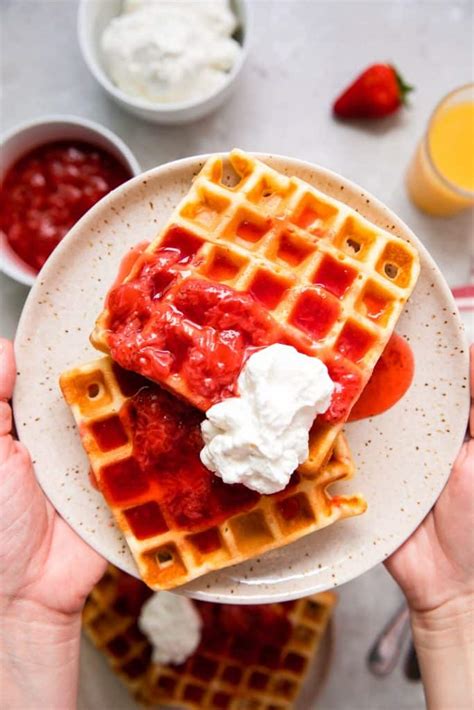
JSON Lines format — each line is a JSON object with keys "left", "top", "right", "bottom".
{"left": 406, "top": 83, "right": 474, "bottom": 216}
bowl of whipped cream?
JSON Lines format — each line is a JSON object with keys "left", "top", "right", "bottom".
{"left": 78, "top": 0, "right": 250, "bottom": 124}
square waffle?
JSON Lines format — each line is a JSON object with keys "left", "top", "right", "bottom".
{"left": 83, "top": 564, "right": 337, "bottom": 709}
{"left": 91, "top": 149, "right": 420, "bottom": 474}
{"left": 60, "top": 356, "right": 366, "bottom": 591}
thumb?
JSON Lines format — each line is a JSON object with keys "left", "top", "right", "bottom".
{"left": 0, "top": 340, "right": 16, "bottom": 439}
{"left": 0, "top": 340, "right": 16, "bottom": 401}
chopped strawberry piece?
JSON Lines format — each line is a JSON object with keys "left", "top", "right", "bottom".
{"left": 322, "top": 357, "right": 363, "bottom": 423}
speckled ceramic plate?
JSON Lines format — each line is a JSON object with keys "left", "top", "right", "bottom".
{"left": 13, "top": 153, "right": 469, "bottom": 603}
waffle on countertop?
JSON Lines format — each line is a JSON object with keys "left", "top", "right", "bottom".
{"left": 83, "top": 564, "right": 337, "bottom": 709}
{"left": 91, "top": 149, "right": 420, "bottom": 474}
{"left": 60, "top": 357, "right": 366, "bottom": 591}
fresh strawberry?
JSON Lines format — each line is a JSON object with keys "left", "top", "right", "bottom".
{"left": 333, "top": 64, "right": 413, "bottom": 119}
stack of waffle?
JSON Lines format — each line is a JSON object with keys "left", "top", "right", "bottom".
{"left": 83, "top": 564, "right": 337, "bottom": 709}
{"left": 62, "top": 355, "right": 366, "bottom": 589}
{"left": 61, "top": 150, "right": 420, "bottom": 590}
{"left": 91, "top": 149, "right": 420, "bottom": 472}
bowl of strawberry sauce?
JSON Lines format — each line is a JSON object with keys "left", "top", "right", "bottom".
{"left": 0, "top": 115, "right": 140, "bottom": 286}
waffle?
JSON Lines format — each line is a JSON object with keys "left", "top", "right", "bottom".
{"left": 83, "top": 564, "right": 337, "bottom": 709}
{"left": 60, "top": 356, "right": 366, "bottom": 591}
{"left": 91, "top": 149, "right": 420, "bottom": 473}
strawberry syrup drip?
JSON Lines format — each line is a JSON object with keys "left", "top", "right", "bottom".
{"left": 349, "top": 332, "right": 414, "bottom": 420}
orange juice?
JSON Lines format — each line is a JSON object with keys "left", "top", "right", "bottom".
{"left": 406, "top": 84, "right": 474, "bottom": 216}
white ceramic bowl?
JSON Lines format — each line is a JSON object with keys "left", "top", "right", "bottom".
{"left": 0, "top": 115, "right": 141, "bottom": 287}
{"left": 77, "top": 0, "right": 251, "bottom": 125}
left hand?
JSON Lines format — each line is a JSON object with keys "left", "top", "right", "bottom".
{"left": 0, "top": 337, "right": 106, "bottom": 614}
{"left": 0, "top": 338, "right": 106, "bottom": 709}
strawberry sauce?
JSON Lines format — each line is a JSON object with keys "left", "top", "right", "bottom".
{"left": 0, "top": 141, "right": 131, "bottom": 271}
{"left": 104, "top": 228, "right": 414, "bottom": 427}
{"left": 107, "top": 566, "right": 296, "bottom": 674}
{"left": 105, "top": 228, "right": 362, "bottom": 421}
{"left": 349, "top": 332, "right": 414, "bottom": 420}
{"left": 98, "top": 368, "right": 259, "bottom": 532}
{"left": 196, "top": 602, "right": 292, "bottom": 662}
{"left": 105, "top": 227, "right": 286, "bottom": 408}
{"left": 107, "top": 241, "right": 150, "bottom": 294}
{"left": 93, "top": 346, "right": 412, "bottom": 530}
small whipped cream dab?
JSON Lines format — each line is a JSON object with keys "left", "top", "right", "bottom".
{"left": 101, "top": 0, "right": 241, "bottom": 104}
{"left": 138, "top": 592, "right": 202, "bottom": 665}
{"left": 200, "top": 344, "right": 335, "bottom": 495}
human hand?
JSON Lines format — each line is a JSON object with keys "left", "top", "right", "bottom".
{"left": 0, "top": 338, "right": 106, "bottom": 709}
{"left": 385, "top": 344, "right": 474, "bottom": 615}
{"left": 385, "top": 344, "right": 473, "bottom": 710}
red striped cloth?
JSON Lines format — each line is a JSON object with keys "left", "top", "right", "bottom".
{"left": 452, "top": 284, "right": 474, "bottom": 343}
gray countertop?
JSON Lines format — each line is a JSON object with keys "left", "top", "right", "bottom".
{"left": 1, "top": 1, "right": 472, "bottom": 708}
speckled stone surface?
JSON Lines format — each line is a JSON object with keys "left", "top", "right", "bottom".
{"left": 1, "top": 1, "right": 472, "bottom": 709}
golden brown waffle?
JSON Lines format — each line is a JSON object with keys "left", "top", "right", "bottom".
{"left": 60, "top": 356, "right": 366, "bottom": 591}
{"left": 91, "top": 149, "right": 420, "bottom": 473}
{"left": 83, "top": 564, "right": 337, "bottom": 709}
{"left": 82, "top": 565, "right": 154, "bottom": 700}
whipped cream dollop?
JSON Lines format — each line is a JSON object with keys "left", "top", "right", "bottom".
{"left": 138, "top": 592, "right": 202, "bottom": 665}
{"left": 101, "top": 0, "right": 241, "bottom": 104}
{"left": 200, "top": 344, "right": 335, "bottom": 495}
